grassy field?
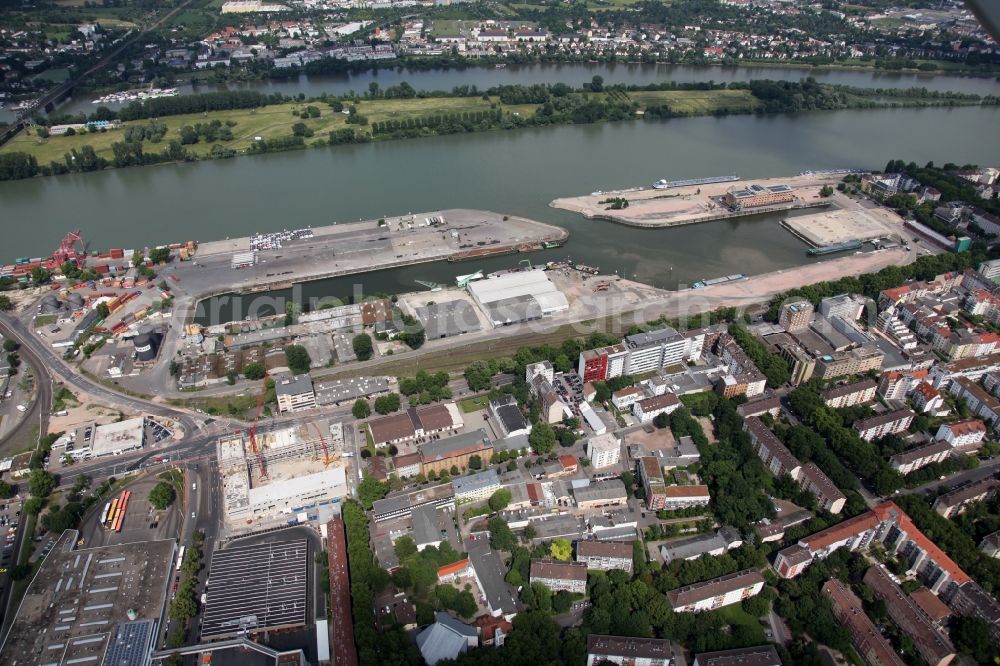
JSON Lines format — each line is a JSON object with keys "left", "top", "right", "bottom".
{"left": 459, "top": 395, "right": 489, "bottom": 413}
{"left": 2, "top": 96, "right": 533, "bottom": 165}
{"left": 714, "top": 604, "right": 766, "bottom": 643}
{"left": 627, "top": 89, "right": 759, "bottom": 114}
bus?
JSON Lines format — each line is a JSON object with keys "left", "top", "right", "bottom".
{"left": 176, "top": 546, "right": 186, "bottom": 572}
{"left": 105, "top": 498, "right": 120, "bottom": 529}
{"left": 113, "top": 491, "right": 131, "bottom": 532}
{"left": 99, "top": 502, "right": 111, "bottom": 526}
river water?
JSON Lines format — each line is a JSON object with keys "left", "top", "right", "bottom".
{"left": 42, "top": 61, "right": 1000, "bottom": 118}
{"left": 4, "top": 105, "right": 999, "bottom": 307}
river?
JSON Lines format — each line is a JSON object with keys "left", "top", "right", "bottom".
{"left": 43, "top": 61, "right": 1000, "bottom": 118}
{"left": 3, "top": 105, "right": 999, "bottom": 308}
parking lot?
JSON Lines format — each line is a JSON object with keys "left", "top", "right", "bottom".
{"left": 0, "top": 497, "right": 23, "bottom": 572}
{"left": 78, "top": 474, "right": 181, "bottom": 549}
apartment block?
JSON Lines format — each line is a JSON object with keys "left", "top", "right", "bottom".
{"left": 779, "top": 300, "right": 814, "bottom": 333}
{"left": 666, "top": 570, "right": 765, "bottom": 613}
{"left": 935, "top": 419, "right": 988, "bottom": 450}
{"left": 933, "top": 477, "right": 999, "bottom": 518}
{"left": 822, "top": 379, "right": 878, "bottom": 409}
{"left": 853, "top": 409, "right": 915, "bottom": 442}
{"left": 823, "top": 578, "right": 905, "bottom": 666}
{"left": 586, "top": 635, "right": 685, "bottom": 666}
{"left": 586, "top": 433, "right": 621, "bottom": 470}
{"left": 576, "top": 540, "right": 634, "bottom": 573}
{"left": 815, "top": 345, "right": 885, "bottom": 380}
{"left": 529, "top": 559, "right": 587, "bottom": 594}
{"left": 889, "top": 440, "right": 952, "bottom": 475}
{"left": 633, "top": 392, "right": 681, "bottom": 424}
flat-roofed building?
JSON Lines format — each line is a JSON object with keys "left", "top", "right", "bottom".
{"left": 823, "top": 578, "right": 905, "bottom": 666}
{"left": 722, "top": 183, "right": 794, "bottom": 210}
{"left": 692, "top": 645, "right": 782, "bottom": 666}
{"left": 274, "top": 373, "right": 316, "bottom": 414}
{"left": 586, "top": 634, "right": 685, "bottom": 666}
{"left": 666, "top": 569, "right": 765, "bottom": 613}
{"left": 452, "top": 469, "right": 501, "bottom": 503}
{"left": 637, "top": 456, "right": 667, "bottom": 510}
{"left": 889, "top": 440, "right": 952, "bottom": 474}
{"left": 586, "top": 433, "right": 621, "bottom": 469}
{"left": 662, "top": 485, "right": 710, "bottom": 511}
{"left": 574, "top": 479, "right": 628, "bottom": 510}
{"left": 576, "top": 540, "right": 634, "bottom": 573}
{"left": 863, "top": 565, "right": 956, "bottom": 666}
{"left": 578, "top": 344, "right": 628, "bottom": 382}
{"left": 91, "top": 417, "right": 147, "bottom": 457}
{"left": 816, "top": 345, "right": 885, "bottom": 380}
{"left": 415, "top": 300, "right": 481, "bottom": 339}
{"left": 529, "top": 559, "right": 587, "bottom": 594}
{"left": 623, "top": 326, "right": 704, "bottom": 375}
{"left": 779, "top": 300, "right": 814, "bottom": 333}
{"left": 372, "top": 483, "right": 456, "bottom": 522}
{"left": 420, "top": 429, "right": 493, "bottom": 476}
{"left": 854, "top": 408, "right": 915, "bottom": 442}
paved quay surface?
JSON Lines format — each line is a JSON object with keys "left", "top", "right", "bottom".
{"left": 550, "top": 173, "right": 843, "bottom": 228}
{"left": 184, "top": 208, "right": 567, "bottom": 297}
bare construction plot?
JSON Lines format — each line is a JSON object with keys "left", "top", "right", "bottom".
{"left": 200, "top": 538, "right": 310, "bottom": 640}
{"left": 781, "top": 208, "right": 900, "bottom": 248}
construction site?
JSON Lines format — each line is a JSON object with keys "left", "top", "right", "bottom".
{"left": 216, "top": 420, "right": 349, "bottom": 528}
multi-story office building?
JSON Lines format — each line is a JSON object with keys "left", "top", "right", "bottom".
{"left": 779, "top": 300, "right": 814, "bottom": 333}
{"left": 578, "top": 345, "right": 628, "bottom": 383}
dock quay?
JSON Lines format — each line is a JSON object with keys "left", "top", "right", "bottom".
{"left": 551, "top": 173, "right": 848, "bottom": 230}
{"left": 173, "top": 209, "right": 567, "bottom": 300}
{"left": 779, "top": 207, "right": 900, "bottom": 252}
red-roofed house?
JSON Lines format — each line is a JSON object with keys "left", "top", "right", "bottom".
{"left": 438, "top": 559, "right": 472, "bottom": 582}
{"left": 936, "top": 419, "right": 988, "bottom": 450}
{"left": 912, "top": 382, "right": 946, "bottom": 415}
{"left": 559, "top": 455, "right": 579, "bottom": 474}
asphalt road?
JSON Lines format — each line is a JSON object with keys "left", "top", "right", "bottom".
{"left": 0, "top": 319, "right": 51, "bottom": 458}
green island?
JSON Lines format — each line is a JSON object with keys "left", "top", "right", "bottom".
{"left": 1, "top": 78, "right": 996, "bottom": 180}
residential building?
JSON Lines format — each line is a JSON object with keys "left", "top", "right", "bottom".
{"left": 854, "top": 409, "right": 915, "bottom": 442}
{"left": 946, "top": 581, "right": 1000, "bottom": 645}
{"left": 532, "top": 375, "right": 572, "bottom": 424}
{"left": 612, "top": 387, "right": 645, "bottom": 410}
{"left": 393, "top": 452, "right": 421, "bottom": 479}
{"left": 822, "top": 379, "right": 877, "bottom": 408}
{"left": 935, "top": 419, "right": 988, "bottom": 450}
{"left": 526, "top": 360, "right": 554, "bottom": 384}
{"left": 420, "top": 430, "right": 493, "bottom": 476}
{"left": 823, "top": 578, "right": 906, "bottom": 666}
{"left": 779, "top": 300, "right": 814, "bottom": 333}
{"left": 660, "top": 527, "right": 742, "bottom": 564}
{"left": 586, "top": 635, "right": 685, "bottom": 666}
{"left": 586, "top": 433, "right": 621, "bottom": 469}
{"left": 578, "top": 344, "right": 628, "bottom": 382}
{"left": 475, "top": 615, "right": 513, "bottom": 647}
{"left": 879, "top": 369, "right": 930, "bottom": 401}
{"left": 912, "top": 382, "right": 946, "bottom": 415}
{"left": 799, "top": 462, "right": 847, "bottom": 514}
{"left": 452, "top": 470, "right": 501, "bottom": 503}
{"left": 573, "top": 480, "right": 628, "bottom": 510}
{"left": 889, "top": 440, "right": 952, "bottom": 475}
{"left": 633, "top": 392, "right": 681, "bottom": 424}
{"left": 623, "top": 326, "right": 704, "bottom": 375}
{"left": 489, "top": 395, "right": 532, "bottom": 438}
{"left": 933, "top": 478, "right": 999, "bottom": 518}
{"left": 754, "top": 499, "right": 813, "bottom": 543}
{"left": 863, "top": 566, "right": 956, "bottom": 666}
{"left": 666, "top": 570, "right": 766, "bottom": 613}
{"left": 637, "top": 457, "right": 667, "bottom": 510}
{"left": 529, "top": 559, "right": 587, "bottom": 594}
{"left": 274, "top": 374, "right": 316, "bottom": 414}
{"left": 662, "top": 485, "right": 711, "bottom": 511}
{"left": 949, "top": 377, "right": 1000, "bottom": 423}
{"left": 980, "top": 531, "right": 1000, "bottom": 558}
{"left": 736, "top": 396, "right": 782, "bottom": 419}
{"left": 576, "top": 540, "right": 634, "bottom": 573}
{"left": 692, "top": 646, "right": 782, "bottom": 666}
{"left": 815, "top": 345, "right": 885, "bottom": 380}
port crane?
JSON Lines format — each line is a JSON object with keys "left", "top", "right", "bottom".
{"left": 52, "top": 229, "right": 87, "bottom": 268}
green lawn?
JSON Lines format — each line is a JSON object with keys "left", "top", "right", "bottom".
{"left": 627, "top": 89, "right": 759, "bottom": 114}
{"left": 459, "top": 395, "right": 489, "bottom": 413}
{"left": 714, "top": 603, "right": 766, "bottom": 643}
{"left": 2, "top": 96, "right": 532, "bottom": 165}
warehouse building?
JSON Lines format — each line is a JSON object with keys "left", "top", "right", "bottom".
{"left": 415, "top": 300, "right": 482, "bottom": 339}
{"left": 468, "top": 269, "right": 569, "bottom": 325}
{"left": 201, "top": 538, "right": 310, "bottom": 640}
{"left": 91, "top": 417, "right": 147, "bottom": 457}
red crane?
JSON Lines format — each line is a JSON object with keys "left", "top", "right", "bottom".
{"left": 248, "top": 373, "right": 269, "bottom": 480}
{"left": 306, "top": 419, "right": 331, "bottom": 466}
{"left": 52, "top": 229, "right": 87, "bottom": 268}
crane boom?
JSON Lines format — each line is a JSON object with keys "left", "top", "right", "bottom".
{"left": 248, "top": 373, "right": 269, "bottom": 479}
{"left": 307, "top": 419, "right": 331, "bottom": 466}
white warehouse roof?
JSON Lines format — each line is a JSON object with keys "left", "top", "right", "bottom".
{"left": 247, "top": 465, "right": 347, "bottom": 514}
{"left": 468, "top": 269, "right": 568, "bottom": 314}
{"left": 91, "top": 417, "right": 146, "bottom": 457}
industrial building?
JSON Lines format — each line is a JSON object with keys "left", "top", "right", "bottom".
{"left": 372, "top": 483, "right": 456, "bottom": 522}
{"left": 722, "top": 183, "right": 794, "bottom": 210}
{"left": 90, "top": 416, "right": 147, "bottom": 457}
{"left": 0, "top": 530, "right": 175, "bottom": 666}
{"left": 467, "top": 269, "right": 569, "bottom": 325}
{"left": 216, "top": 423, "right": 348, "bottom": 525}
{"left": 415, "top": 300, "right": 482, "bottom": 339}
{"left": 419, "top": 429, "right": 493, "bottom": 476}
{"left": 201, "top": 539, "right": 310, "bottom": 640}
{"left": 489, "top": 395, "right": 532, "bottom": 438}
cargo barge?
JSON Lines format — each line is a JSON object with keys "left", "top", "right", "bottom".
{"left": 653, "top": 175, "right": 740, "bottom": 190}
{"left": 807, "top": 240, "right": 863, "bottom": 256}
{"left": 692, "top": 273, "right": 748, "bottom": 289}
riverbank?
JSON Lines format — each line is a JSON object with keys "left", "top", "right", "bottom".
{"left": 2, "top": 80, "right": 995, "bottom": 182}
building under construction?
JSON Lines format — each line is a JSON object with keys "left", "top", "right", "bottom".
{"left": 217, "top": 421, "right": 349, "bottom": 526}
